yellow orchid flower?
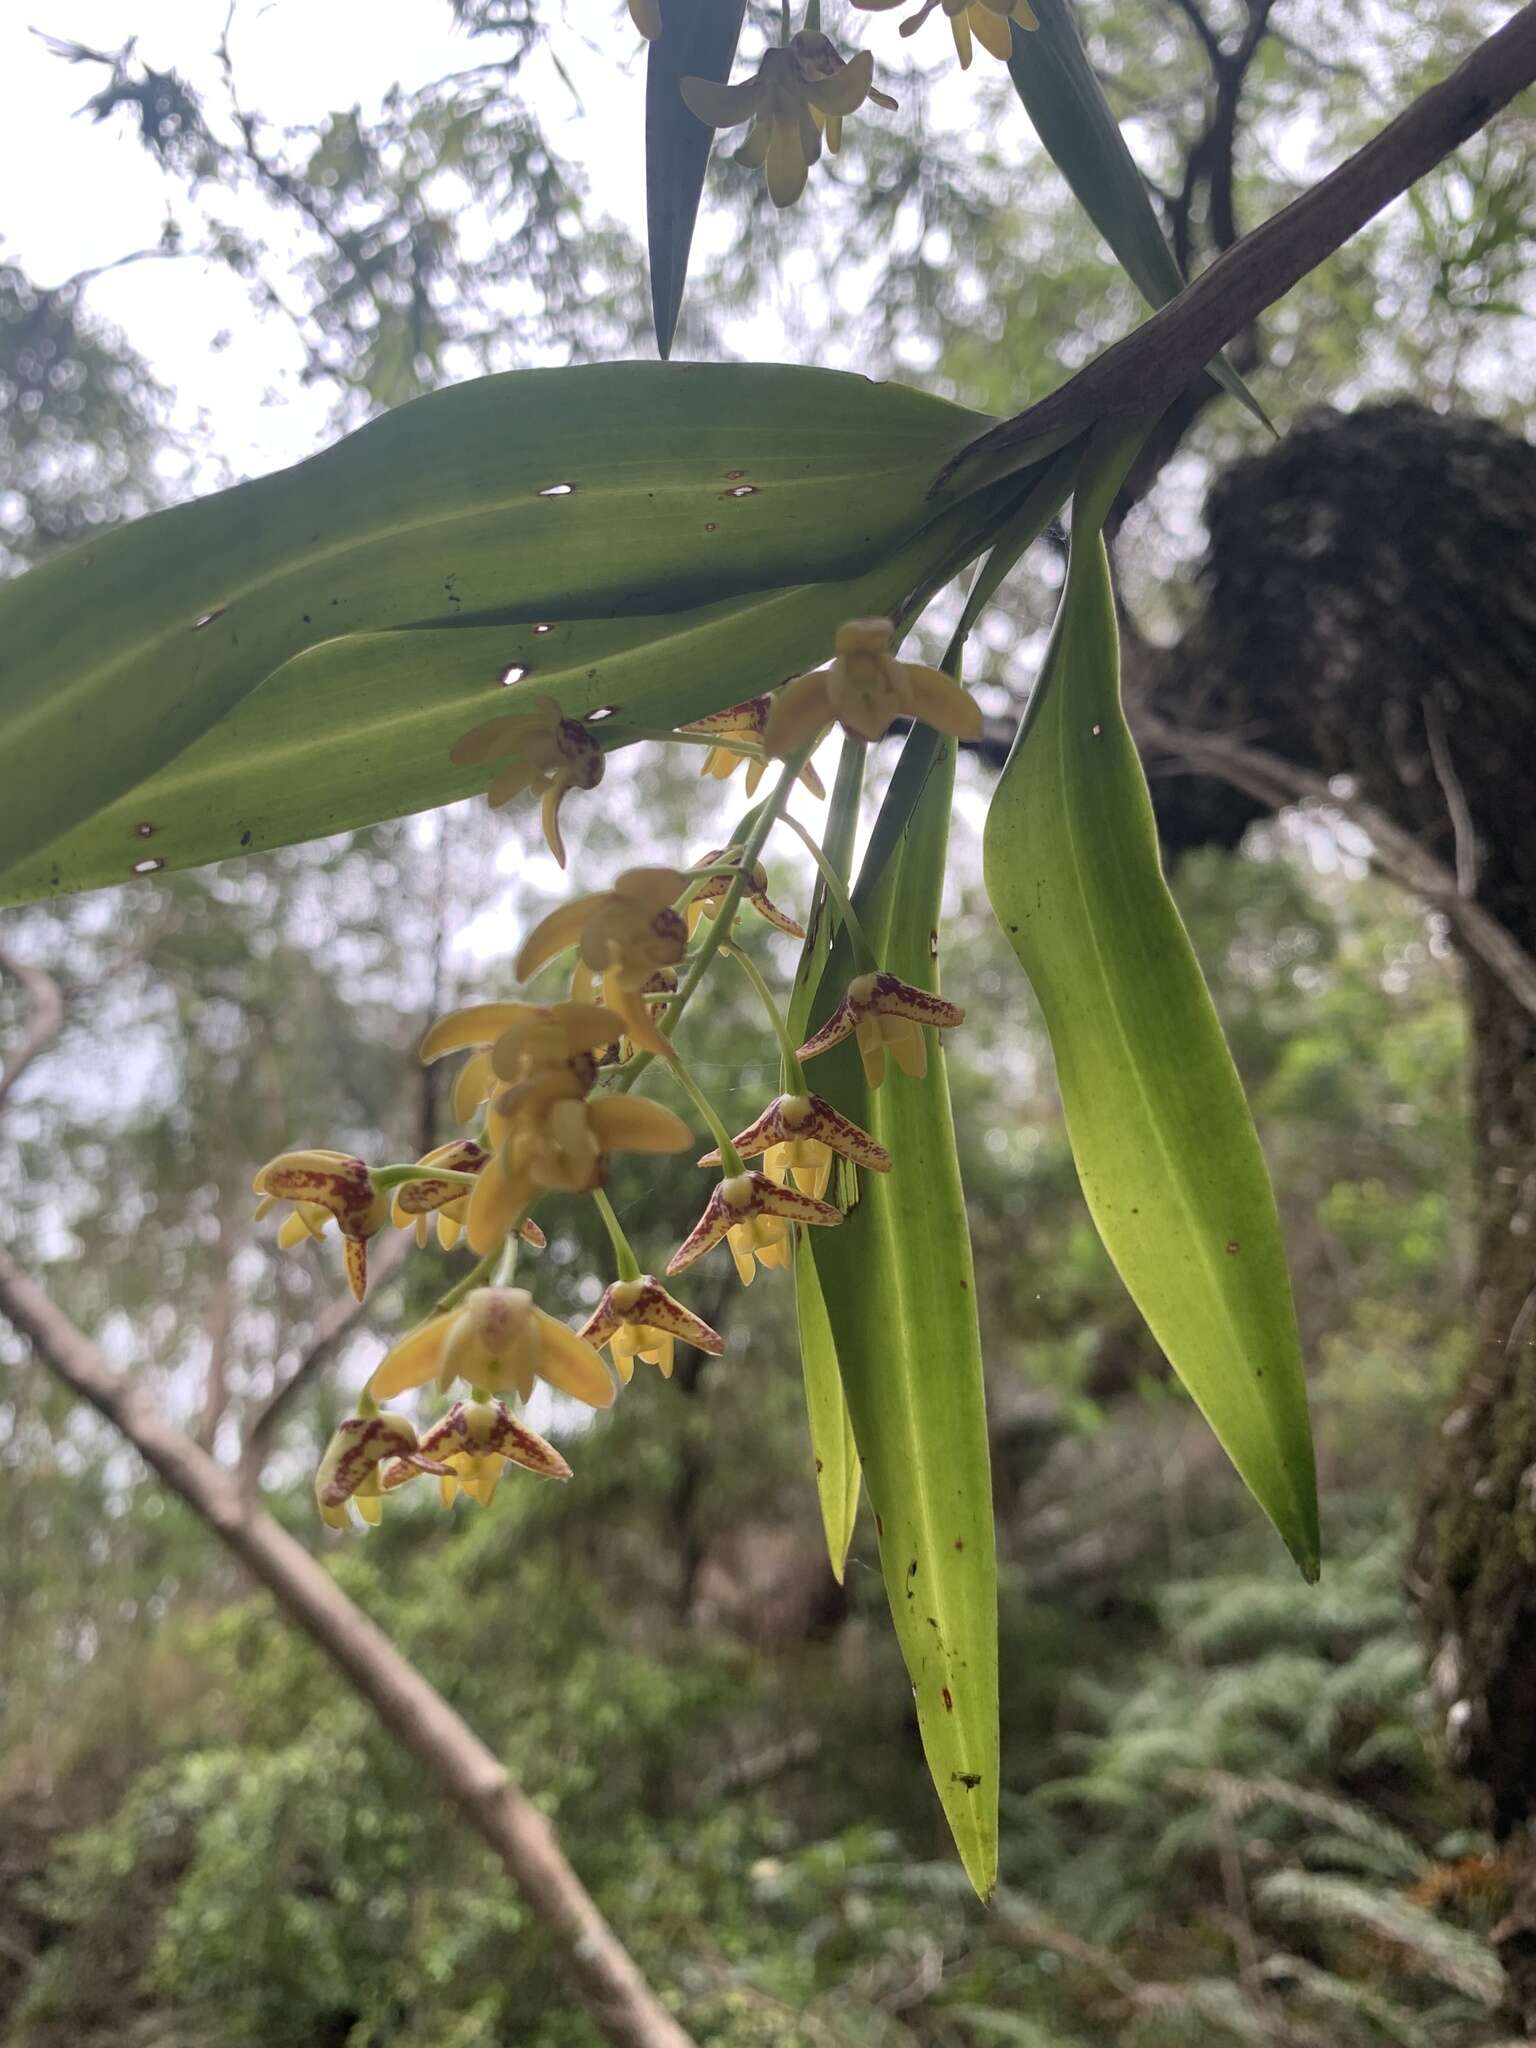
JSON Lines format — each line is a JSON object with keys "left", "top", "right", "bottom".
{"left": 698, "top": 1091, "right": 892, "bottom": 1201}
{"left": 681, "top": 32, "right": 889, "bottom": 210}
{"left": 629, "top": 0, "right": 663, "bottom": 39}
{"left": 419, "top": 1001, "right": 617, "bottom": 1124}
{"left": 466, "top": 1092, "right": 693, "bottom": 1255}
{"left": 764, "top": 618, "right": 983, "bottom": 758}
{"left": 383, "top": 1397, "right": 573, "bottom": 1507}
{"left": 668, "top": 1169, "right": 842, "bottom": 1286}
{"left": 579, "top": 1275, "right": 725, "bottom": 1382}
{"left": 685, "top": 849, "right": 805, "bottom": 940}
{"left": 797, "top": 970, "right": 965, "bottom": 1088}
{"left": 253, "top": 1149, "right": 389, "bottom": 1301}
{"left": 854, "top": 0, "right": 1036, "bottom": 69}
{"left": 314, "top": 1412, "right": 449, "bottom": 1530}
{"left": 451, "top": 695, "right": 604, "bottom": 869}
{"left": 389, "top": 1139, "right": 547, "bottom": 1254}
{"left": 677, "top": 696, "right": 827, "bottom": 799}
{"left": 368, "top": 1285, "right": 615, "bottom": 1406}
{"left": 516, "top": 869, "right": 691, "bottom": 1059}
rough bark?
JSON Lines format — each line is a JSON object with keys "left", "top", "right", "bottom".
{"left": 1146, "top": 401, "right": 1536, "bottom": 2022}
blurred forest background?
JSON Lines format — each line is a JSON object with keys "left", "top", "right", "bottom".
{"left": 1, "top": 2, "right": 1533, "bottom": 2042}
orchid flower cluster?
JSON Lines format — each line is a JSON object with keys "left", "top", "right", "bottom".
{"left": 629, "top": 0, "right": 1037, "bottom": 209}
{"left": 254, "top": 620, "right": 981, "bottom": 1531}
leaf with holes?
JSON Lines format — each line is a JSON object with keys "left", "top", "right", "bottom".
{"left": 647, "top": 0, "right": 747, "bottom": 359}
{"left": 0, "top": 361, "right": 1001, "bottom": 903}
{"left": 983, "top": 435, "right": 1319, "bottom": 1578}
{"left": 807, "top": 727, "right": 998, "bottom": 1899}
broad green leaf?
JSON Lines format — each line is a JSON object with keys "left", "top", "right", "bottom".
{"left": 1006, "top": 5, "right": 1268, "bottom": 428}
{"left": 646, "top": 0, "right": 747, "bottom": 359}
{"left": 0, "top": 362, "right": 998, "bottom": 902}
{"left": 809, "top": 729, "right": 998, "bottom": 1897}
{"left": 982, "top": 437, "right": 1319, "bottom": 1580}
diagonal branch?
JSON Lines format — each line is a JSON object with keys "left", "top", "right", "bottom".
{"left": 0, "top": 944, "right": 64, "bottom": 1113}
{"left": 936, "top": 3, "right": 1536, "bottom": 493}
{"left": 1135, "top": 708, "right": 1536, "bottom": 1024}
{"left": 0, "top": 1245, "right": 696, "bottom": 2048}
{"left": 238, "top": 1231, "right": 410, "bottom": 1496}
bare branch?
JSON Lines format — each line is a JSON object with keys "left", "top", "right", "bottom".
{"left": 1135, "top": 708, "right": 1536, "bottom": 1024}
{"left": 238, "top": 1232, "right": 410, "bottom": 1496}
{"left": 936, "top": 5, "right": 1536, "bottom": 492}
{"left": 0, "top": 1244, "right": 696, "bottom": 2048}
{"left": 0, "top": 944, "right": 64, "bottom": 1113}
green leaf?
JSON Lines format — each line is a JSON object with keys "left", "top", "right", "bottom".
{"left": 982, "top": 434, "right": 1319, "bottom": 1579}
{"left": 0, "top": 362, "right": 997, "bottom": 903}
{"left": 808, "top": 729, "right": 999, "bottom": 1898}
{"left": 646, "top": 0, "right": 746, "bottom": 359}
{"left": 794, "top": 1239, "right": 862, "bottom": 1581}
{"left": 1006, "top": 4, "right": 1268, "bottom": 428}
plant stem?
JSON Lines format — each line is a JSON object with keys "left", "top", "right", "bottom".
{"left": 592, "top": 1189, "right": 644, "bottom": 1282}
{"left": 372, "top": 1164, "right": 478, "bottom": 1192}
{"left": 667, "top": 1053, "right": 745, "bottom": 1176}
{"left": 779, "top": 811, "right": 879, "bottom": 973}
{"left": 431, "top": 1247, "right": 499, "bottom": 1318}
{"left": 724, "top": 943, "right": 808, "bottom": 1094}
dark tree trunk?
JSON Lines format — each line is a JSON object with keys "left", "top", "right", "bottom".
{"left": 1147, "top": 402, "right": 1536, "bottom": 2023}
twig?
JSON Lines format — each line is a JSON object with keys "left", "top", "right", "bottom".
{"left": 0, "top": 1244, "right": 696, "bottom": 2048}
{"left": 237, "top": 1231, "right": 410, "bottom": 1497}
{"left": 935, "top": 4, "right": 1536, "bottom": 492}
{"left": 1136, "top": 708, "right": 1536, "bottom": 1023}
{"left": 0, "top": 945, "right": 64, "bottom": 1113}
{"left": 1422, "top": 695, "right": 1479, "bottom": 899}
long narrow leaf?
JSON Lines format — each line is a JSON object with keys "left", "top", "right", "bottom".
{"left": 1007, "top": 4, "right": 1267, "bottom": 427}
{"left": 982, "top": 435, "right": 1319, "bottom": 1577}
{"left": 809, "top": 729, "right": 999, "bottom": 1897}
{"left": 646, "top": 0, "right": 746, "bottom": 359}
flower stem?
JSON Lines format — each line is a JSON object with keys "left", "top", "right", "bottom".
{"left": 613, "top": 739, "right": 815, "bottom": 1093}
{"left": 431, "top": 1247, "right": 498, "bottom": 1318}
{"left": 724, "top": 942, "right": 808, "bottom": 1093}
{"left": 780, "top": 811, "right": 879, "bottom": 974}
{"left": 668, "top": 1051, "right": 745, "bottom": 1176}
{"left": 592, "top": 1188, "right": 643, "bottom": 1283}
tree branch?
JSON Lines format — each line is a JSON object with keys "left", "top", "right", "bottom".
{"left": 0, "top": 1245, "right": 696, "bottom": 2048}
{"left": 0, "top": 945, "right": 64, "bottom": 1112}
{"left": 1134, "top": 708, "right": 1536, "bottom": 1024}
{"left": 936, "top": 4, "right": 1536, "bottom": 492}
{"left": 238, "top": 1231, "right": 410, "bottom": 1496}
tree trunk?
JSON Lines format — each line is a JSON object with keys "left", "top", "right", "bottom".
{"left": 1148, "top": 401, "right": 1536, "bottom": 2020}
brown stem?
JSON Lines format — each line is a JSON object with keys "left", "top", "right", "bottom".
{"left": 0, "top": 1244, "right": 697, "bottom": 2048}
{"left": 0, "top": 943, "right": 64, "bottom": 1112}
{"left": 936, "top": 5, "right": 1536, "bottom": 492}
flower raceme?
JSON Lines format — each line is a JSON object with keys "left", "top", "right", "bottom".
{"left": 764, "top": 618, "right": 983, "bottom": 757}
{"left": 369, "top": 1286, "right": 615, "bottom": 1407}
{"left": 253, "top": 1149, "right": 389, "bottom": 1301}
{"left": 698, "top": 1092, "right": 892, "bottom": 1201}
{"left": 799, "top": 970, "right": 965, "bottom": 1088}
{"left": 580, "top": 1276, "right": 725, "bottom": 1383}
{"left": 386, "top": 1398, "right": 572, "bottom": 1507}
{"left": 314, "top": 1413, "right": 449, "bottom": 1530}
{"left": 669, "top": 1170, "right": 843, "bottom": 1287}
{"left": 451, "top": 696, "right": 604, "bottom": 869}
{"left": 855, "top": 0, "right": 1037, "bottom": 68}
{"left": 681, "top": 32, "right": 895, "bottom": 210}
